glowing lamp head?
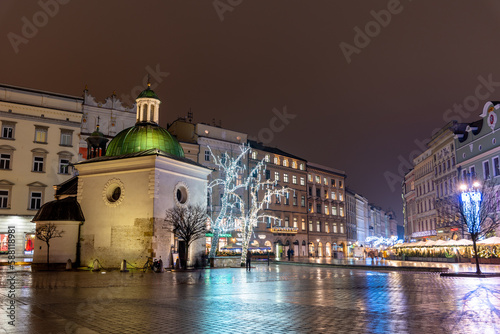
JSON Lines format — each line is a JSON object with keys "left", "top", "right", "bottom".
{"left": 473, "top": 182, "right": 480, "bottom": 188}
{"left": 459, "top": 184, "right": 467, "bottom": 191}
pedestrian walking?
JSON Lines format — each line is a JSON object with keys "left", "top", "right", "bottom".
{"left": 246, "top": 249, "right": 252, "bottom": 272}
{"left": 287, "top": 248, "right": 291, "bottom": 261}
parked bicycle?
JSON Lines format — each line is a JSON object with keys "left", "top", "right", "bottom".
{"left": 142, "top": 257, "right": 163, "bottom": 273}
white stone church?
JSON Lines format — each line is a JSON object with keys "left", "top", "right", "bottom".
{"left": 32, "top": 84, "right": 211, "bottom": 268}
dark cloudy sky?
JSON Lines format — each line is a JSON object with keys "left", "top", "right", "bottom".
{"left": 1, "top": 0, "right": 499, "bottom": 219}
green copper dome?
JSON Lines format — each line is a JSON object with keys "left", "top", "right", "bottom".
{"left": 136, "top": 86, "right": 160, "bottom": 100}
{"left": 105, "top": 122, "right": 184, "bottom": 157}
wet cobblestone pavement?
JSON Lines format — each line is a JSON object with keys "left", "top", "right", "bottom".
{"left": 1, "top": 263, "right": 500, "bottom": 334}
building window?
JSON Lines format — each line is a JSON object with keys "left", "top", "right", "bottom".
{"left": 331, "top": 179, "right": 336, "bottom": 187}
{"left": 293, "top": 193, "right": 297, "bottom": 206}
{"left": 29, "top": 191, "right": 42, "bottom": 210}
{"left": 308, "top": 203, "right": 312, "bottom": 212}
{"left": 299, "top": 163, "right": 304, "bottom": 170}
{"left": 316, "top": 204, "right": 321, "bottom": 214}
{"left": 339, "top": 181, "right": 343, "bottom": 188}
{"left": 265, "top": 170, "right": 271, "bottom": 180}
{"left": 325, "top": 223, "right": 330, "bottom": 233}
{"left": 316, "top": 188, "right": 320, "bottom": 197}
{"left": 323, "top": 177, "right": 327, "bottom": 185}
{"left": 308, "top": 186, "right": 312, "bottom": 196}
{"left": 339, "top": 193, "right": 344, "bottom": 201}
{"left": 324, "top": 205, "right": 329, "bottom": 215}
{"left": 340, "top": 224, "right": 344, "bottom": 234}
{"left": 292, "top": 161, "right": 297, "bottom": 169}
{"left": 316, "top": 221, "right": 321, "bottom": 232}
{"left": 264, "top": 154, "right": 270, "bottom": 162}
{"left": 301, "top": 196, "right": 305, "bottom": 207}
{"left": 0, "top": 154, "right": 11, "bottom": 170}
{"left": 302, "top": 218, "right": 306, "bottom": 230}
{"left": 0, "top": 190, "right": 9, "bottom": 208}
{"left": 34, "top": 126, "right": 48, "bottom": 143}
{"left": 275, "top": 171, "right": 280, "bottom": 181}
{"left": 309, "top": 220, "right": 313, "bottom": 231}
{"left": 33, "top": 156, "right": 44, "bottom": 172}
{"left": 284, "top": 193, "right": 290, "bottom": 205}
{"left": 276, "top": 194, "right": 281, "bottom": 204}
{"left": 59, "top": 158, "right": 70, "bottom": 174}
{"left": 283, "top": 159, "right": 288, "bottom": 167}
{"left": 331, "top": 191, "right": 336, "bottom": 200}
{"left": 1, "top": 121, "right": 15, "bottom": 139}
{"left": 274, "top": 156, "right": 280, "bottom": 165}
{"left": 332, "top": 206, "right": 337, "bottom": 215}
{"left": 470, "top": 166, "right": 476, "bottom": 177}
{"left": 283, "top": 173, "right": 289, "bottom": 183}
{"left": 494, "top": 157, "right": 500, "bottom": 177}
{"left": 205, "top": 150, "right": 210, "bottom": 161}
{"left": 293, "top": 217, "right": 298, "bottom": 228}
{"left": 484, "top": 160, "right": 491, "bottom": 179}
{"left": 339, "top": 207, "right": 344, "bottom": 217}
{"left": 284, "top": 216, "right": 289, "bottom": 227}
{"left": 60, "top": 129, "right": 73, "bottom": 146}
{"left": 333, "top": 224, "right": 337, "bottom": 233}
{"left": 300, "top": 177, "right": 305, "bottom": 186}
{"left": 292, "top": 175, "right": 297, "bottom": 184}
{"left": 315, "top": 175, "right": 320, "bottom": 183}
{"left": 308, "top": 174, "right": 312, "bottom": 182}
{"left": 324, "top": 189, "right": 328, "bottom": 199}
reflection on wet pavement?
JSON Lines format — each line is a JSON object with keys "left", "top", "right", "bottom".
{"left": 1, "top": 264, "right": 499, "bottom": 333}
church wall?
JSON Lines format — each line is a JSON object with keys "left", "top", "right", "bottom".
{"left": 33, "top": 221, "right": 80, "bottom": 264}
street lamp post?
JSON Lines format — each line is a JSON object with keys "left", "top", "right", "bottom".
{"left": 459, "top": 176, "right": 482, "bottom": 274}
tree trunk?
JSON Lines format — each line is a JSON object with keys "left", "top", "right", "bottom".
{"left": 46, "top": 242, "right": 50, "bottom": 270}
{"left": 184, "top": 243, "right": 189, "bottom": 269}
{"left": 472, "top": 237, "right": 481, "bottom": 275}
{"left": 209, "top": 229, "right": 220, "bottom": 259}
{"left": 240, "top": 224, "right": 252, "bottom": 265}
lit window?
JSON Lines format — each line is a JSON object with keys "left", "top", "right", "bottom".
{"left": 339, "top": 207, "right": 344, "bottom": 217}
{"left": 293, "top": 217, "right": 298, "bottom": 228}
{"left": 339, "top": 181, "right": 343, "bottom": 188}
{"left": 323, "top": 177, "right": 327, "bottom": 185}
{"left": 0, "top": 154, "right": 11, "bottom": 170}
{"left": 205, "top": 150, "right": 210, "bottom": 161}
{"left": 301, "top": 196, "right": 305, "bottom": 207}
{"left": 292, "top": 175, "right": 297, "bottom": 184}
{"left": 274, "top": 156, "right": 280, "bottom": 165}
{"left": 340, "top": 224, "right": 344, "bottom": 234}
{"left": 1, "top": 121, "right": 15, "bottom": 139}
{"left": 293, "top": 193, "right": 297, "bottom": 205}
{"left": 325, "top": 223, "right": 330, "bottom": 233}
{"left": 339, "top": 193, "right": 343, "bottom": 201}
{"left": 0, "top": 190, "right": 9, "bottom": 208}
{"left": 251, "top": 151, "right": 257, "bottom": 159}
{"left": 324, "top": 205, "right": 329, "bottom": 215}
{"left": 302, "top": 218, "right": 306, "bottom": 230}
{"left": 59, "top": 159, "right": 70, "bottom": 174}
{"left": 331, "top": 192, "right": 336, "bottom": 200}
{"left": 29, "top": 192, "right": 42, "bottom": 210}
{"left": 285, "top": 217, "right": 289, "bottom": 227}
{"left": 275, "top": 171, "right": 280, "bottom": 181}
{"left": 60, "top": 130, "right": 73, "bottom": 146}
{"left": 333, "top": 224, "right": 337, "bottom": 233}
{"left": 308, "top": 203, "right": 313, "bottom": 212}
{"left": 308, "top": 174, "right": 312, "bottom": 182}
{"left": 34, "top": 126, "right": 48, "bottom": 143}
{"left": 299, "top": 163, "right": 304, "bottom": 170}
{"left": 309, "top": 220, "right": 313, "bottom": 231}
{"left": 315, "top": 176, "right": 320, "bottom": 183}
{"left": 300, "top": 177, "right": 305, "bottom": 186}
{"left": 283, "top": 159, "right": 288, "bottom": 167}
{"left": 283, "top": 173, "right": 289, "bottom": 183}
{"left": 332, "top": 206, "right": 337, "bottom": 215}
{"left": 264, "top": 154, "right": 270, "bottom": 162}
{"left": 316, "top": 221, "right": 321, "bottom": 232}
{"left": 292, "top": 161, "right": 297, "bottom": 169}
{"left": 33, "top": 156, "right": 44, "bottom": 172}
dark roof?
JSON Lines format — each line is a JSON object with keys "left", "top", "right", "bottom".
{"left": 248, "top": 140, "right": 306, "bottom": 161}
{"left": 75, "top": 148, "right": 209, "bottom": 169}
{"left": 55, "top": 176, "right": 78, "bottom": 197}
{"left": 32, "top": 197, "right": 85, "bottom": 222}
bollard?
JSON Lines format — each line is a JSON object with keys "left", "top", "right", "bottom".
{"left": 120, "top": 259, "right": 129, "bottom": 272}
{"left": 66, "top": 259, "right": 72, "bottom": 270}
{"left": 92, "top": 259, "right": 100, "bottom": 272}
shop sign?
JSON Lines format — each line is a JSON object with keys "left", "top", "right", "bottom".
{"left": 258, "top": 235, "right": 266, "bottom": 239}
{"left": 270, "top": 227, "right": 298, "bottom": 234}
{"left": 411, "top": 230, "right": 437, "bottom": 238}
{"left": 205, "top": 233, "right": 232, "bottom": 238}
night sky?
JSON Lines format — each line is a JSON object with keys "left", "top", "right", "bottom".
{"left": 1, "top": 0, "right": 499, "bottom": 220}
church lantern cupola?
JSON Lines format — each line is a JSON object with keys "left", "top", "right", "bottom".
{"left": 135, "top": 82, "right": 161, "bottom": 124}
